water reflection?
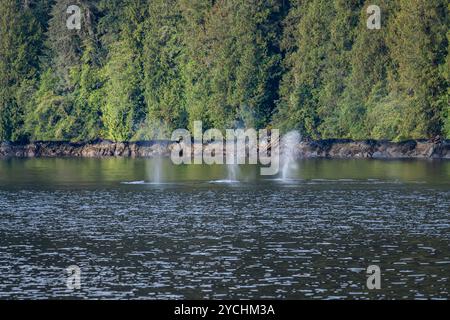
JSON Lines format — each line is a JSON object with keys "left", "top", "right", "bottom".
{"left": 0, "top": 158, "right": 449, "bottom": 299}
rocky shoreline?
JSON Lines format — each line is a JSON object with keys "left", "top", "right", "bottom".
{"left": 0, "top": 139, "right": 449, "bottom": 159}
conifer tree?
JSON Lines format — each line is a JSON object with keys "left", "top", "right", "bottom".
{"left": 339, "top": 0, "right": 394, "bottom": 139}
{"left": 316, "top": 0, "right": 364, "bottom": 138}
{"left": 0, "top": 0, "right": 44, "bottom": 142}
{"left": 100, "top": 0, "right": 147, "bottom": 141}
{"left": 386, "top": 0, "right": 448, "bottom": 139}
{"left": 0, "top": 0, "right": 448, "bottom": 142}
{"left": 181, "top": 0, "right": 284, "bottom": 130}
{"left": 140, "top": 0, "right": 187, "bottom": 137}
{"left": 28, "top": 0, "right": 103, "bottom": 141}
{"left": 275, "top": 0, "right": 334, "bottom": 137}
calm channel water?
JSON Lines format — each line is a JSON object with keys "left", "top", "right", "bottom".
{"left": 0, "top": 158, "right": 449, "bottom": 299}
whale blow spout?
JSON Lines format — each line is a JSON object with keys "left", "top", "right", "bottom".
{"left": 281, "top": 131, "right": 301, "bottom": 181}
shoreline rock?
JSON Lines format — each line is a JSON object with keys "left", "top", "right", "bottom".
{"left": 297, "top": 139, "right": 449, "bottom": 159}
{"left": 0, "top": 139, "right": 449, "bottom": 159}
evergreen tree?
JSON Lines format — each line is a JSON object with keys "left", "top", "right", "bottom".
{"left": 0, "top": 0, "right": 43, "bottom": 142}
{"left": 0, "top": 0, "right": 448, "bottom": 142}
{"left": 182, "top": 0, "right": 284, "bottom": 130}
{"left": 275, "top": 0, "right": 334, "bottom": 137}
{"left": 140, "top": 0, "right": 187, "bottom": 138}
{"left": 316, "top": 0, "right": 364, "bottom": 138}
{"left": 28, "top": 0, "right": 103, "bottom": 141}
{"left": 179, "top": 0, "right": 215, "bottom": 130}
{"left": 443, "top": 27, "right": 450, "bottom": 138}
{"left": 100, "top": 0, "right": 147, "bottom": 141}
{"left": 386, "top": 0, "right": 448, "bottom": 139}
{"left": 340, "top": 0, "right": 394, "bottom": 139}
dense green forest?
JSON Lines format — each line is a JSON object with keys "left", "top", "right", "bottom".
{"left": 0, "top": 0, "right": 448, "bottom": 142}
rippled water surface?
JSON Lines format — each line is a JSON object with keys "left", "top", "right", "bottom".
{"left": 0, "top": 158, "right": 449, "bottom": 299}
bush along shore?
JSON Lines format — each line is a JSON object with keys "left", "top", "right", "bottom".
{"left": 0, "top": 139, "right": 449, "bottom": 159}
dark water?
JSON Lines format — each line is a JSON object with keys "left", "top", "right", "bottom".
{"left": 0, "top": 158, "right": 449, "bottom": 300}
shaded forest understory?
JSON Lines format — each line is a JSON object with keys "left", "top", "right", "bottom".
{"left": 0, "top": 0, "right": 449, "bottom": 143}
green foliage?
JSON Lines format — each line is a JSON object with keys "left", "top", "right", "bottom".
{"left": 0, "top": 0, "right": 44, "bottom": 142}
{"left": 25, "top": 69, "right": 72, "bottom": 140}
{"left": 337, "top": 0, "right": 394, "bottom": 139}
{"left": 101, "top": 39, "right": 140, "bottom": 141}
{"left": 386, "top": 0, "right": 448, "bottom": 139}
{"left": 27, "top": 0, "right": 103, "bottom": 141}
{"left": 275, "top": 0, "right": 448, "bottom": 140}
{"left": 444, "top": 28, "right": 450, "bottom": 138}
{"left": 276, "top": 0, "right": 335, "bottom": 138}
{"left": 365, "top": 85, "right": 407, "bottom": 141}
{"left": 0, "top": 0, "right": 449, "bottom": 142}
{"left": 98, "top": 0, "right": 147, "bottom": 142}
{"left": 181, "top": 0, "right": 284, "bottom": 131}
{"left": 142, "top": 0, "right": 187, "bottom": 133}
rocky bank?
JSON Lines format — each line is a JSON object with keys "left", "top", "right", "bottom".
{"left": 0, "top": 139, "right": 449, "bottom": 159}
